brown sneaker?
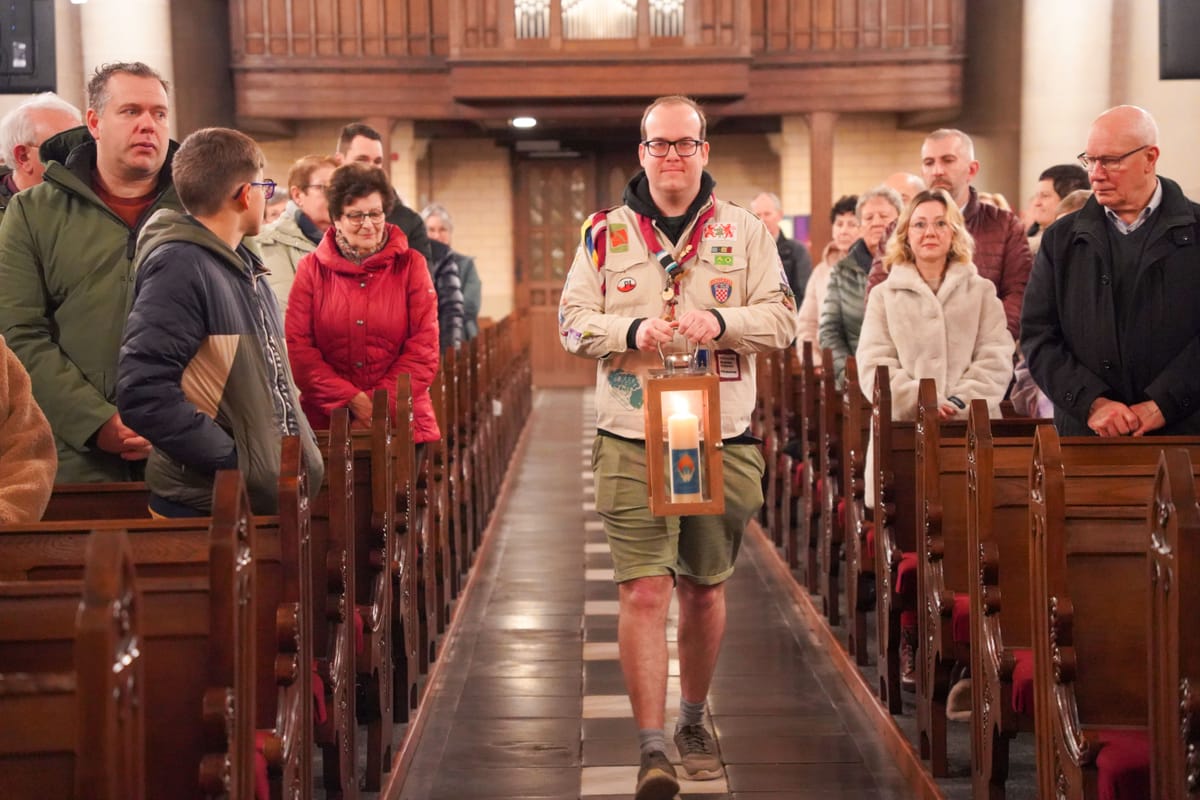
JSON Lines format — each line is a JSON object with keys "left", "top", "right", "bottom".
{"left": 673, "top": 723, "right": 722, "bottom": 780}
{"left": 635, "top": 750, "right": 679, "bottom": 800}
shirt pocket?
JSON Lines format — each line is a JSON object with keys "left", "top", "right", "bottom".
{"left": 690, "top": 251, "right": 748, "bottom": 309}
{"left": 602, "top": 250, "right": 658, "bottom": 315}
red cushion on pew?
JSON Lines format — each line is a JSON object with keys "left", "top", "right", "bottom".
{"left": 1093, "top": 729, "right": 1150, "bottom": 800}
{"left": 864, "top": 523, "right": 876, "bottom": 563}
{"left": 791, "top": 462, "right": 805, "bottom": 493}
{"left": 837, "top": 498, "right": 846, "bottom": 531}
{"left": 355, "top": 607, "right": 365, "bottom": 655}
{"left": 896, "top": 551, "right": 918, "bottom": 598}
{"left": 254, "top": 731, "right": 272, "bottom": 800}
{"left": 816, "top": 476, "right": 824, "bottom": 499}
{"left": 900, "top": 609, "right": 917, "bottom": 628}
{"left": 952, "top": 594, "right": 971, "bottom": 644}
{"left": 1011, "top": 648, "right": 1035, "bottom": 716}
{"left": 312, "top": 660, "right": 327, "bottom": 726}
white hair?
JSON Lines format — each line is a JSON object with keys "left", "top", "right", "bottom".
{"left": 0, "top": 92, "right": 82, "bottom": 164}
{"left": 752, "top": 191, "right": 782, "bottom": 211}
{"left": 421, "top": 202, "right": 454, "bottom": 232}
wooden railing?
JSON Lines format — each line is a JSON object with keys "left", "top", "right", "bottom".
{"left": 230, "top": 0, "right": 962, "bottom": 67}
{"left": 228, "top": 0, "right": 964, "bottom": 118}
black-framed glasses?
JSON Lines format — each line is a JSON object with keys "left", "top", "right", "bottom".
{"left": 1077, "top": 145, "right": 1149, "bottom": 172}
{"left": 235, "top": 180, "right": 277, "bottom": 201}
{"left": 642, "top": 138, "right": 705, "bottom": 158}
{"left": 343, "top": 210, "right": 386, "bottom": 227}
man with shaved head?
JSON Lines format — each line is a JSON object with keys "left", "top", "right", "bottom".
{"left": 1021, "top": 105, "right": 1200, "bottom": 437}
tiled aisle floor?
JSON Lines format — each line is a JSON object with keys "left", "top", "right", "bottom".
{"left": 398, "top": 388, "right": 919, "bottom": 800}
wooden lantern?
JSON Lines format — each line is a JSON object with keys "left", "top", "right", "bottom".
{"left": 643, "top": 364, "right": 724, "bottom": 517}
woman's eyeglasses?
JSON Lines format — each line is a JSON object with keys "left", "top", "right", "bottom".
{"left": 343, "top": 210, "right": 386, "bottom": 227}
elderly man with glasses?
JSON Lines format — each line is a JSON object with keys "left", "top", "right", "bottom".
{"left": 559, "top": 95, "right": 799, "bottom": 800}
{"left": 1021, "top": 104, "right": 1200, "bottom": 437}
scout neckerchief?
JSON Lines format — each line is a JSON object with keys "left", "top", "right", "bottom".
{"left": 635, "top": 196, "right": 717, "bottom": 322}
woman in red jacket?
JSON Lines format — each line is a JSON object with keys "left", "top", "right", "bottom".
{"left": 285, "top": 163, "right": 440, "bottom": 442}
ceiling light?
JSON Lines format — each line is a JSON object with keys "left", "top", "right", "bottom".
{"left": 511, "top": 116, "right": 538, "bottom": 129}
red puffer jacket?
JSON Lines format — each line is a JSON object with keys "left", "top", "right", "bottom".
{"left": 285, "top": 224, "right": 441, "bottom": 442}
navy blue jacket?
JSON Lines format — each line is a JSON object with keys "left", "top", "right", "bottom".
{"left": 1021, "top": 176, "right": 1200, "bottom": 435}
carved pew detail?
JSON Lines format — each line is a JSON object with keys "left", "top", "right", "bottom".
{"left": 1149, "top": 448, "right": 1200, "bottom": 800}
{"left": 817, "top": 346, "right": 843, "bottom": 625}
{"left": 842, "top": 356, "right": 873, "bottom": 665}
{"left": 0, "top": 530, "right": 144, "bottom": 800}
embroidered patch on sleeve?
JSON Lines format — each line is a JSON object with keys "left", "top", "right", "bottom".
{"left": 610, "top": 223, "right": 629, "bottom": 253}
{"left": 607, "top": 369, "right": 644, "bottom": 410}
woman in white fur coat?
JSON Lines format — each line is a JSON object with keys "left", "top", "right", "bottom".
{"left": 857, "top": 188, "right": 1014, "bottom": 426}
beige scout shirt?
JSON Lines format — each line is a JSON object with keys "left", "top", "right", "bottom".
{"left": 559, "top": 196, "right": 800, "bottom": 440}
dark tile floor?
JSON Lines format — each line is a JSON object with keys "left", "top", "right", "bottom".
{"left": 396, "top": 388, "right": 921, "bottom": 800}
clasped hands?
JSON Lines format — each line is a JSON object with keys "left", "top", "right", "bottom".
{"left": 1087, "top": 397, "right": 1164, "bottom": 437}
{"left": 635, "top": 311, "right": 720, "bottom": 352}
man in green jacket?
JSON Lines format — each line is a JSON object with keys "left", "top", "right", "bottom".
{"left": 0, "top": 92, "right": 82, "bottom": 225}
{"left": 0, "top": 62, "right": 182, "bottom": 483}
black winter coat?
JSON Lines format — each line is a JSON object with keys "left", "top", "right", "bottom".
{"left": 1020, "top": 176, "right": 1200, "bottom": 435}
{"left": 428, "top": 240, "right": 465, "bottom": 351}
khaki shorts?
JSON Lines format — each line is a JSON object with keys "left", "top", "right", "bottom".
{"left": 591, "top": 435, "right": 765, "bottom": 585}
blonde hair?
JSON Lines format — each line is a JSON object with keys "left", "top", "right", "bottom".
{"left": 882, "top": 188, "right": 975, "bottom": 273}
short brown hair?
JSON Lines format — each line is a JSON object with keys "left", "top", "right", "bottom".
{"left": 336, "top": 122, "right": 382, "bottom": 155}
{"left": 287, "top": 154, "right": 338, "bottom": 192}
{"left": 173, "top": 128, "right": 264, "bottom": 217}
{"left": 87, "top": 62, "right": 169, "bottom": 113}
{"left": 326, "top": 164, "right": 395, "bottom": 220}
{"left": 640, "top": 95, "right": 706, "bottom": 141}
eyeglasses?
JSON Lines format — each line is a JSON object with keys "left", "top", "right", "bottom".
{"left": 343, "top": 210, "right": 386, "bottom": 227}
{"left": 910, "top": 220, "right": 950, "bottom": 233}
{"left": 1077, "top": 145, "right": 1148, "bottom": 172}
{"left": 234, "top": 180, "right": 277, "bottom": 201}
{"left": 641, "top": 138, "right": 705, "bottom": 158}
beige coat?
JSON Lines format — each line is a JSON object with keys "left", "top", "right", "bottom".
{"left": 0, "top": 335, "right": 56, "bottom": 522}
{"left": 857, "top": 260, "right": 1014, "bottom": 504}
{"left": 559, "top": 197, "right": 800, "bottom": 439}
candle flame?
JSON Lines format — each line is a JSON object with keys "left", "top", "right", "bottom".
{"left": 670, "top": 393, "right": 690, "bottom": 416}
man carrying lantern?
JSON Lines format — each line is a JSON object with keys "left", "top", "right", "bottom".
{"left": 559, "top": 95, "right": 800, "bottom": 800}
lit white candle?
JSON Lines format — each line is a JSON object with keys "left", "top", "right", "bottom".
{"left": 666, "top": 394, "right": 702, "bottom": 501}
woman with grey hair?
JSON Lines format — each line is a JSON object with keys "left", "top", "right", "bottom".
{"left": 818, "top": 184, "right": 903, "bottom": 386}
{"left": 421, "top": 203, "right": 483, "bottom": 339}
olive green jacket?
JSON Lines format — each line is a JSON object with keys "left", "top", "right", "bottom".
{"left": 253, "top": 206, "right": 318, "bottom": 318}
{"left": 0, "top": 126, "right": 182, "bottom": 482}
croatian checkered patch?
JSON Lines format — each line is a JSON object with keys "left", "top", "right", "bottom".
{"left": 710, "top": 277, "right": 733, "bottom": 304}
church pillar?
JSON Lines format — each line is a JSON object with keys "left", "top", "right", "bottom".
{"left": 806, "top": 111, "right": 838, "bottom": 259}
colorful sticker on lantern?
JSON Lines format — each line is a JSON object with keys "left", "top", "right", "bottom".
{"left": 607, "top": 369, "right": 643, "bottom": 410}
{"left": 610, "top": 223, "right": 629, "bottom": 253}
{"left": 616, "top": 276, "right": 637, "bottom": 292}
{"left": 703, "top": 223, "right": 737, "bottom": 240}
{"left": 671, "top": 448, "right": 701, "bottom": 495}
{"left": 710, "top": 277, "right": 733, "bottom": 303}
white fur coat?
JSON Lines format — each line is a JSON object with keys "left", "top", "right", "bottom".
{"left": 857, "top": 260, "right": 1014, "bottom": 505}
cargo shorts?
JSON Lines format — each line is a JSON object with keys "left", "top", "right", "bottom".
{"left": 591, "top": 435, "right": 765, "bottom": 585}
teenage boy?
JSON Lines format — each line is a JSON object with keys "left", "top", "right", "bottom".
{"left": 117, "top": 127, "right": 324, "bottom": 515}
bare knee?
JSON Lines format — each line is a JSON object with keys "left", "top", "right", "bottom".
{"left": 619, "top": 575, "right": 673, "bottom": 617}
{"left": 677, "top": 578, "right": 724, "bottom": 614}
